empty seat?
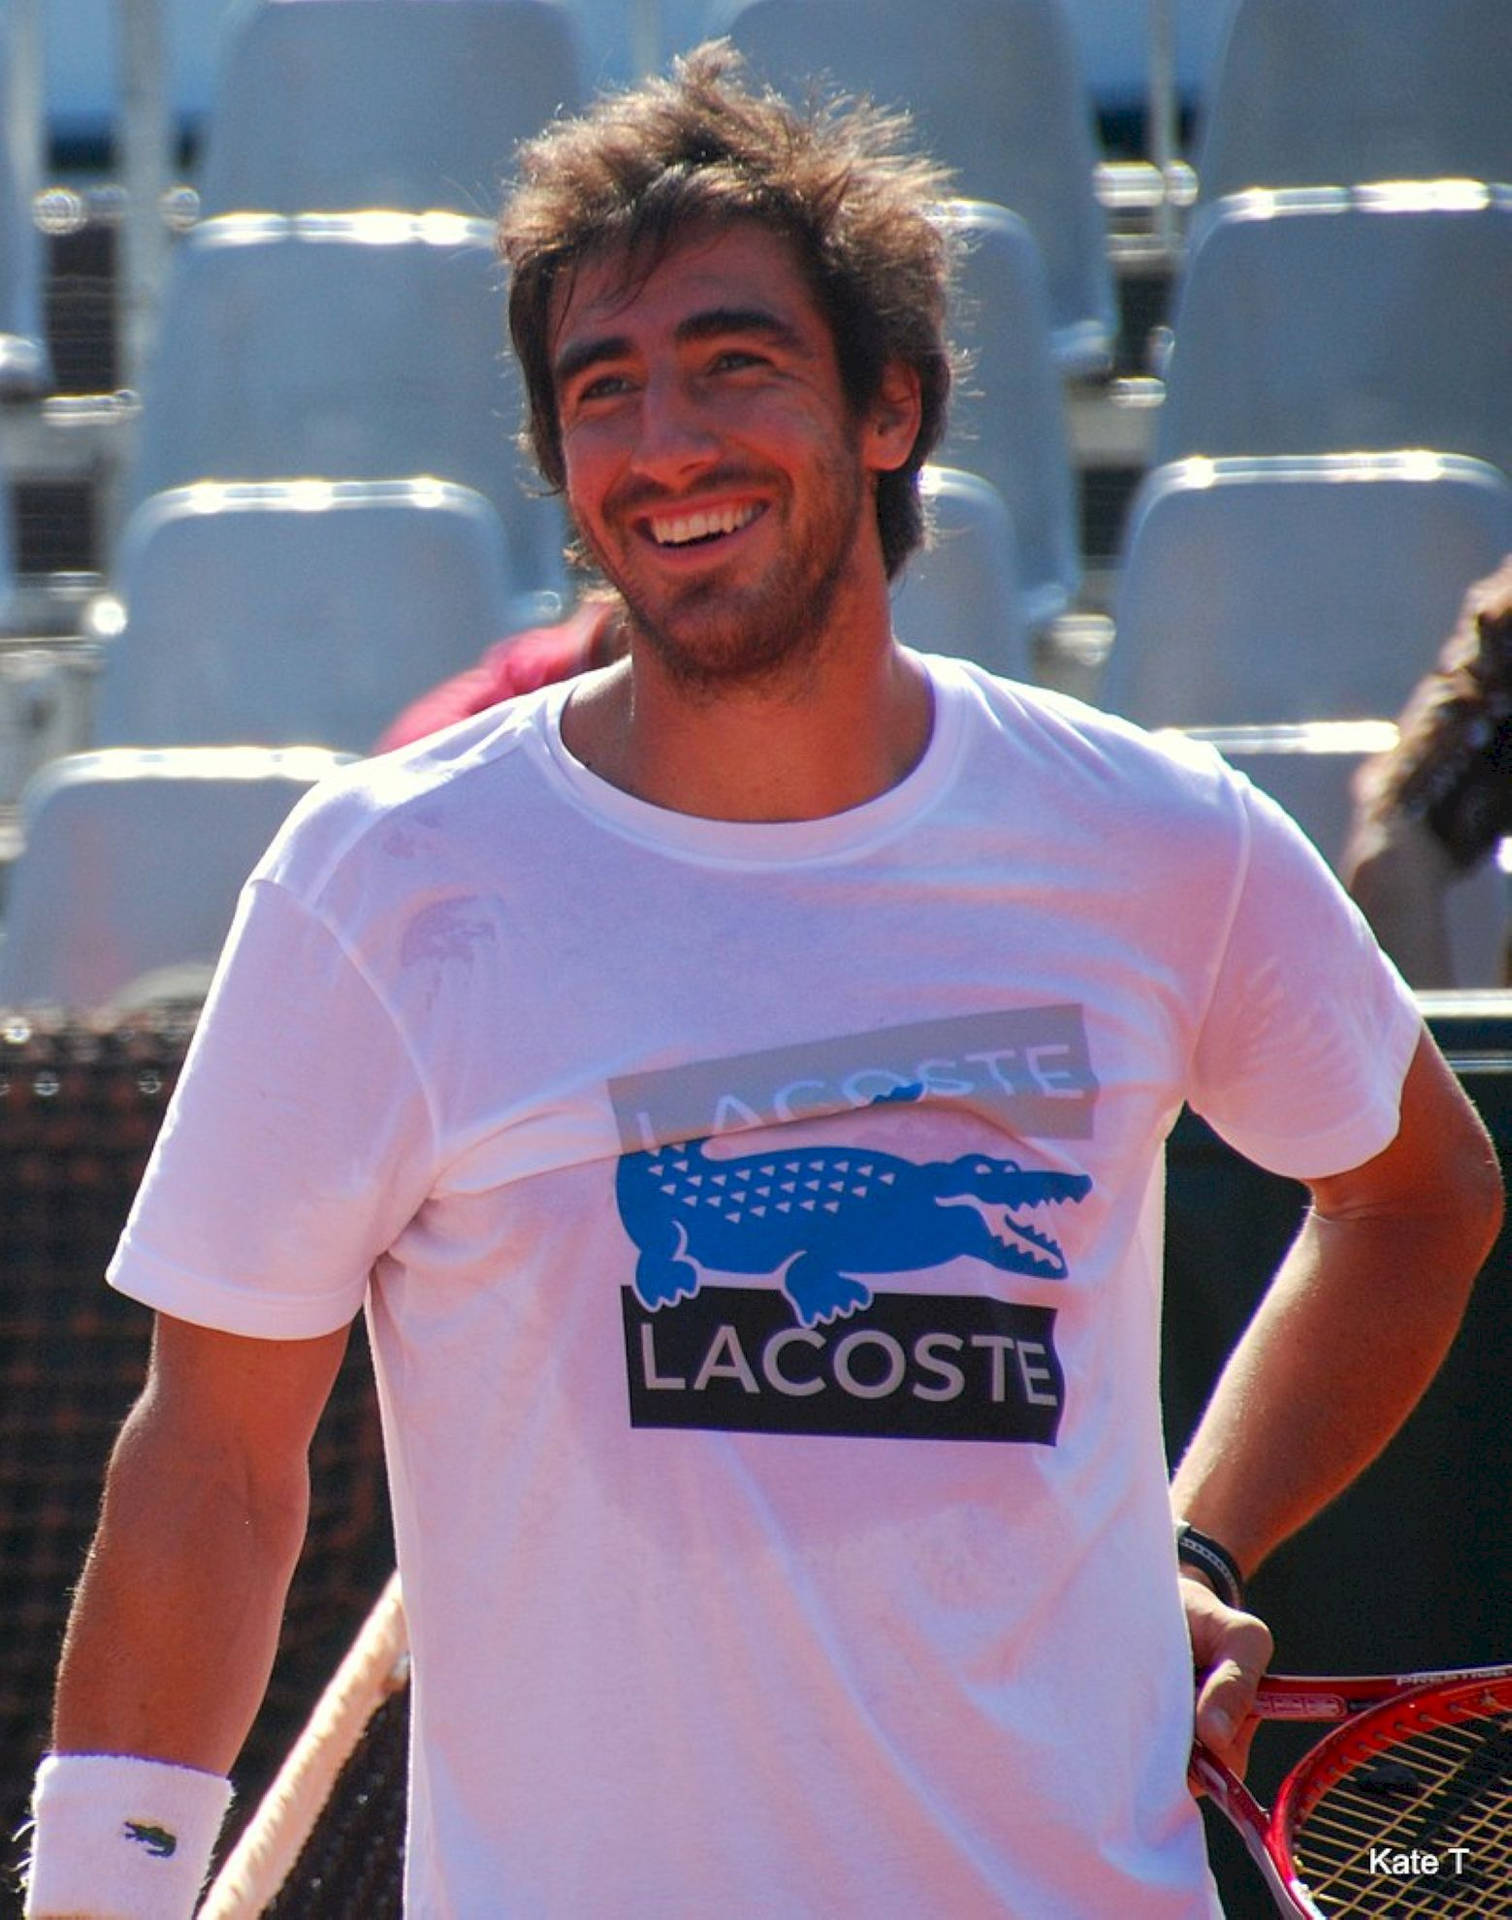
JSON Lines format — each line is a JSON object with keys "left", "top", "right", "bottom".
{"left": 0, "top": 745, "right": 349, "bottom": 1010}
{"left": 0, "top": 464, "right": 16, "bottom": 626}
{"left": 937, "top": 200, "right": 1081, "bottom": 628}
{"left": 1194, "top": 0, "right": 1512, "bottom": 207}
{"left": 0, "top": 638, "right": 95, "bottom": 824}
{"left": 721, "top": 0, "right": 1116, "bottom": 374}
{"left": 1102, "top": 453, "right": 1512, "bottom": 728}
{"left": 95, "top": 479, "right": 528, "bottom": 753}
{"left": 197, "top": 0, "right": 584, "bottom": 219}
{"left": 565, "top": 0, "right": 707, "bottom": 81}
{"left": 1172, "top": 722, "right": 1508, "bottom": 989}
{"left": 125, "top": 213, "right": 567, "bottom": 598}
{"left": 890, "top": 466, "right": 1027, "bottom": 678}
{"left": 1056, "top": 0, "right": 1237, "bottom": 118}
{"left": 1155, "top": 185, "right": 1512, "bottom": 475}
{"left": 0, "top": 0, "right": 49, "bottom": 396}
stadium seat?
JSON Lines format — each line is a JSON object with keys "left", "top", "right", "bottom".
{"left": 196, "top": 0, "right": 584, "bottom": 219}
{"left": 0, "top": 745, "right": 349, "bottom": 1010}
{"left": 564, "top": 0, "right": 707, "bottom": 82}
{"left": 1056, "top": 0, "right": 1237, "bottom": 118}
{"left": 95, "top": 479, "right": 528, "bottom": 754}
{"left": 0, "top": 465, "right": 16, "bottom": 627}
{"left": 1155, "top": 185, "right": 1512, "bottom": 476}
{"left": 124, "top": 213, "right": 568, "bottom": 599}
{"left": 1102, "top": 452, "right": 1512, "bottom": 729}
{"left": 0, "top": 0, "right": 49, "bottom": 396}
{"left": 719, "top": 0, "right": 1117, "bottom": 374}
{"left": 890, "top": 466, "right": 1027, "bottom": 678}
{"left": 1193, "top": 0, "right": 1512, "bottom": 207}
{"left": 1170, "top": 722, "right": 1508, "bottom": 990}
{"left": 935, "top": 200, "right": 1082, "bottom": 629}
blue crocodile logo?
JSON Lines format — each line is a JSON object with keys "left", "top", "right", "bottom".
{"left": 616, "top": 1100, "right": 1091, "bottom": 1329}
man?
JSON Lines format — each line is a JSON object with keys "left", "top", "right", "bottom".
{"left": 27, "top": 46, "right": 1502, "bottom": 1918}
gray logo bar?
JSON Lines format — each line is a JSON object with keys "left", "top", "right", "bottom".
{"left": 609, "top": 1005, "right": 1096, "bottom": 1151}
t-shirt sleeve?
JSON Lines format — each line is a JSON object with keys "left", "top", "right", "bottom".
{"left": 1188, "top": 775, "right": 1423, "bottom": 1182}
{"left": 108, "top": 874, "right": 438, "bottom": 1338}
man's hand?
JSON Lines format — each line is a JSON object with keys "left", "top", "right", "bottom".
{"left": 1183, "top": 1573, "right": 1273, "bottom": 1780}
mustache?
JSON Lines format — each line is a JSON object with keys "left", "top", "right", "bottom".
{"left": 604, "top": 466, "right": 771, "bottom": 520}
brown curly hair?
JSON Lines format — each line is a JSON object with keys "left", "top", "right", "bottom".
{"left": 1353, "top": 555, "right": 1512, "bottom": 867}
{"left": 498, "top": 41, "right": 958, "bottom": 580}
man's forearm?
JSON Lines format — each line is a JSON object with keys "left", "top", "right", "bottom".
{"left": 51, "top": 1390, "right": 310, "bottom": 1775}
{"left": 1171, "top": 1157, "right": 1498, "bottom": 1580}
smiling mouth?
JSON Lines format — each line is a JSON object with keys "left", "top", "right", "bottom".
{"left": 647, "top": 502, "right": 764, "bottom": 547}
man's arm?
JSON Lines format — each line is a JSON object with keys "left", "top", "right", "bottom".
{"left": 1171, "top": 1028, "right": 1504, "bottom": 1756}
{"left": 51, "top": 1311, "right": 352, "bottom": 1773}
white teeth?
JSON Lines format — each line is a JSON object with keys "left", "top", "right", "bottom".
{"left": 649, "top": 503, "right": 759, "bottom": 546}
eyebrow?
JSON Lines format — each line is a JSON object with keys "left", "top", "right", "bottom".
{"left": 553, "top": 305, "right": 811, "bottom": 391}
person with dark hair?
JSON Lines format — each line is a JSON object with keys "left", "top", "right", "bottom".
{"left": 26, "top": 46, "right": 1501, "bottom": 1919}
{"left": 372, "top": 592, "right": 627, "bottom": 753}
{"left": 502, "top": 45, "right": 955, "bottom": 586}
{"left": 1344, "top": 555, "right": 1512, "bottom": 986}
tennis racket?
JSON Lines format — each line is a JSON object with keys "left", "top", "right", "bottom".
{"left": 1194, "top": 1662, "right": 1512, "bottom": 1916}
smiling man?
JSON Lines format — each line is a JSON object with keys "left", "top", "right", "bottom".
{"left": 551, "top": 227, "right": 894, "bottom": 690}
{"left": 27, "top": 44, "right": 1502, "bottom": 1920}
{"left": 549, "top": 217, "right": 932, "bottom": 820}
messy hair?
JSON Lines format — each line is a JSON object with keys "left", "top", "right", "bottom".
{"left": 499, "top": 41, "right": 957, "bottom": 578}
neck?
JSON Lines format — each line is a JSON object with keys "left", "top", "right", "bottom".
{"left": 560, "top": 626, "right": 934, "bottom": 823}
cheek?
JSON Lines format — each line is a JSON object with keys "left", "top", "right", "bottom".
{"left": 559, "top": 434, "right": 616, "bottom": 521}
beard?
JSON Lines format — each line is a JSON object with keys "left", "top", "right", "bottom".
{"left": 578, "top": 451, "right": 870, "bottom": 699}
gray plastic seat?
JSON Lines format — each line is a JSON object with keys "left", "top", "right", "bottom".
{"left": 0, "top": 1, "right": 49, "bottom": 396}
{"left": 891, "top": 466, "right": 1027, "bottom": 679}
{"left": 197, "top": 0, "right": 584, "bottom": 219}
{"left": 1056, "top": 0, "right": 1237, "bottom": 116}
{"left": 1170, "top": 722, "right": 1508, "bottom": 990}
{"left": 125, "top": 213, "right": 567, "bottom": 598}
{"left": 1194, "top": 0, "right": 1512, "bottom": 207}
{"left": 96, "top": 479, "right": 528, "bottom": 754}
{"left": 1155, "top": 185, "right": 1512, "bottom": 475}
{"left": 1103, "top": 453, "right": 1512, "bottom": 729}
{"left": 720, "top": 0, "right": 1116, "bottom": 374}
{"left": 937, "top": 200, "right": 1081, "bottom": 628}
{"left": 0, "top": 745, "right": 349, "bottom": 1010}
{"left": 0, "top": 464, "right": 16, "bottom": 627}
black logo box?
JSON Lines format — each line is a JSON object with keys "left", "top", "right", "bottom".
{"left": 623, "top": 1286, "right": 1064, "bottom": 1443}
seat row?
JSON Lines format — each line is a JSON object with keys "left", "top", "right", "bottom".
{"left": 7, "top": 1, "right": 1093, "bottom": 1011}
{"left": 0, "top": 460, "right": 1027, "bottom": 1010}
{"left": 16, "top": 442, "right": 1511, "bottom": 1006}
{"left": 8, "top": 0, "right": 1512, "bottom": 1003}
{"left": 1191, "top": 0, "right": 1510, "bottom": 210}
{"left": 192, "top": 0, "right": 1116, "bottom": 378}
{"left": 122, "top": 195, "right": 1078, "bottom": 635}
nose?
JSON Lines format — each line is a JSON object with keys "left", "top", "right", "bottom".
{"left": 628, "top": 370, "right": 720, "bottom": 488}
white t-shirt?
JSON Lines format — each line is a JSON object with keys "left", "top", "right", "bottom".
{"left": 110, "top": 654, "right": 1421, "bottom": 1917}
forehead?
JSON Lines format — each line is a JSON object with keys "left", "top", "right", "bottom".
{"left": 549, "top": 220, "right": 833, "bottom": 362}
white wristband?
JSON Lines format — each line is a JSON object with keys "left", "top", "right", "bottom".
{"left": 24, "top": 1751, "right": 234, "bottom": 1920}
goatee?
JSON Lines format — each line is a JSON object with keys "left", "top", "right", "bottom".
{"left": 582, "top": 454, "right": 869, "bottom": 699}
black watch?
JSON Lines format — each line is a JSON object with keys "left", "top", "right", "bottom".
{"left": 1175, "top": 1521, "right": 1245, "bottom": 1611}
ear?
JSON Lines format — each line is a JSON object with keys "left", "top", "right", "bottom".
{"left": 863, "top": 360, "right": 924, "bottom": 475}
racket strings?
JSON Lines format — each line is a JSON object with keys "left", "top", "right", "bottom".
{"left": 1292, "top": 1709, "right": 1512, "bottom": 1915}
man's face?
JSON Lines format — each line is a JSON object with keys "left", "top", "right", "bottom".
{"left": 549, "top": 221, "right": 911, "bottom": 692}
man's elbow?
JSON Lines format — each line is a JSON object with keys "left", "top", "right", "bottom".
{"left": 1461, "top": 1138, "right": 1506, "bottom": 1271}
{"left": 1419, "top": 1112, "right": 1505, "bottom": 1306}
